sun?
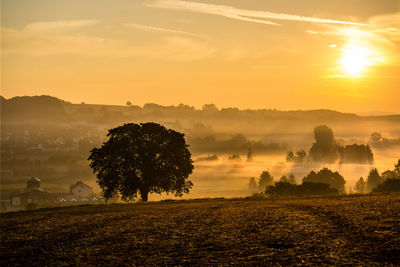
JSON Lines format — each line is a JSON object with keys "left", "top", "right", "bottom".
{"left": 340, "top": 46, "right": 370, "bottom": 76}
{"left": 340, "top": 45, "right": 374, "bottom": 77}
{"left": 336, "top": 28, "right": 385, "bottom": 78}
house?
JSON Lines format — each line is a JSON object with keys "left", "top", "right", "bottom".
{"left": 70, "top": 181, "right": 93, "bottom": 198}
{"left": 10, "top": 178, "right": 57, "bottom": 208}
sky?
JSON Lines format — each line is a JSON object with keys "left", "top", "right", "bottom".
{"left": 1, "top": 0, "right": 400, "bottom": 113}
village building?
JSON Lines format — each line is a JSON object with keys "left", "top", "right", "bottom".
{"left": 70, "top": 181, "right": 93, "bottom": 198}
{"left": 10, "top": 178, "right": 57, "bottom": 208}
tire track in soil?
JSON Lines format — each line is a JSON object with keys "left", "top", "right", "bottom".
{"left": 284, "top": 203, "right": 400, "bottom": 265}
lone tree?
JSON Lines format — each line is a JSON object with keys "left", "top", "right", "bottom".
{"left": 89, "top": 123, "right": 194, "bottom": 202}
{"left": 258, "top": 171, "right": 274, "bottom": 191}
{"left": 309, "top": 125, "right": 340, "bottom": 163}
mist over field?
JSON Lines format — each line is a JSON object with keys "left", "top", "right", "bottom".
{"left": 1, "top": 95, "right": 399, "bottom": 201}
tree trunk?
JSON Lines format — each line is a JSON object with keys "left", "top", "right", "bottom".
{"left": 141, "top": 188, "right": 149, "bottom": 202}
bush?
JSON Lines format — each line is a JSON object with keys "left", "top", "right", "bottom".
{"left": 303, "top": 167, "right": 346, "bottom": 193}
{"left": 299, "top": 182, "right": 338, "bottom": 196}
{"left": 265, "top": 181, "right": 338, "bottom": 197}
{"left": 372, "top": 179, "right": 400, "bottom": 193}
{"left": 266, "top": 182, "right": 297, "bottom": 197}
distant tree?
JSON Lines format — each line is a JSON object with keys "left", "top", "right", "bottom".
{"left": 247, "top": 148, "right": 253, "bottom": 162}
{"left": 298, "top": 182, "right": 338, "bottom": 196}
{"left": 265, "top": 181, "right": 338, "bottom": 197}
{"left": 354, "top": 177, "right": 366, "bottom": 194}
{"left": 367, "top": 168, "right": 381, "bottom": 192}
{"left": 381, "top": 159, "right": 400, "bottom": 180}
{"left": 302, "top": 167, "right": 346, "bottom": 193}
{"left": 286, "top": 151, "right": 294, "bottom": 162}
{"left": 266, "top": 182, "right": 297, "bottom": 197}
{"left": 395, "top": 159, "right": 400, "bottom": 177}
{"left": 296, "top": 150, "right": 307, "bottom": 162}
{"left": 196, "top": 154, "right": 218, "bottom": 162}
{"left": 228, "top": 154, "right": 241, "bottom": 161}
{"left": 279, "top": 174, "right": 296, "bottom": 184}
{"left": 88, "top": 123, "right": 194, "bottom": 202}
{"left": 248, "top": 177, "right": 258, "bottom": 191}
{"left": 258, "top": 171, "right": 274, "bottom": 191}
{"left": 372, "top": 179, "right": 400, "bottom": 193}
{"left": 369, "top": 132, "right": 390, "bottom": 148}
{"left": 126, "top": 101, "right": 132, "bottom": 106}
{"left": 286, "top": 150, "right": 306, "bottom": 163}
{"left": 339, "top": 144, "right": 374, "bottom": 164}
{"left": 309, "top": 125, "right": 340, "bottom": 163}
{"left": 202, "top": 103, "right": 219, "bottom": 112}
{"left": 381, "top": 170, "right": 398, "bottom": 180}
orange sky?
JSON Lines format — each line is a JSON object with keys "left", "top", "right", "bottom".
{"left": 1, "top": 0, "right": 400, "bottom": 113}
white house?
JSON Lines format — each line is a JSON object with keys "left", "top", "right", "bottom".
{"left": 70, "top": 181, "right": 93, "bottom": 198}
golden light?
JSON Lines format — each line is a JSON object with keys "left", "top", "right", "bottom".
{"left": 340, "top": 45, "right": 372, "bottom": 77}
{"left": 337, "top": 29, "right": 385, "bottom": 78}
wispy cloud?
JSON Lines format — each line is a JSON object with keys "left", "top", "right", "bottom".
{"left": 1, "top": 20, "right": 214, "bottom": 61}
{"left": 306, "top": 29, "right": 319, "bottom": 35}
{"left": 368, "top": 12, "right": 400, "bottom": 42}
{"left": 147, "top": 0, "right": 365, "bottom": 26}
{"left": 124, "top": 23, "right": 201, "bottom": 37}
{"left": 24, "top": 20, "right": 99, "bottom": 34}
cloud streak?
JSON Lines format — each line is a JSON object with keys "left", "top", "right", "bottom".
{"left": 24, "top": 20, "right": 99, "bottom": 34}
{"left": 147, "top": 0, "right": 365, "bottom": 26}
{"left": 1, "top": 20, "right": 214, "bottom": 61}
{"left": 124, "top": 23, "right": 202, "bottom": 37}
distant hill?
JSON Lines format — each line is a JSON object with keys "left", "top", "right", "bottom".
{"left": 1, "top": 95, "right": 70, "bottom": 122}
{"left": 1, "top": 95, "right": 400, "bottom": 141}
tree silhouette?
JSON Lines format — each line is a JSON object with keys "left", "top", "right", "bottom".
{"left": 354, "top": 177, "right": 366, "bottom": 193}
{"left": 381, "top": 170, "right": 398, "bottom": 180}
{"left": 286, "top": 150, "right": 306, "bottom": 163}
{"left": 258, "top": 171, "right": 274, "bottom": 191}
{"left": 89, "top": 123, "right": 194, "bottom": 201}
{"left": 367, "top": 168, "right": 381, "bottom": 192}
{"left": 279, "top": 174, "right": 296, "bottom": 184}
{"left": 395, "top": 159, "right": 400, "bottom": 177}
{"left": 339, "top": 144, "right": 374, "bottom": 164}
{"left": 266, "top": 181, "right": 338, "bottom": 197}
{"left": 247, "top": 148, "right": 253, "bottom": 162}
{"left": 373, "top": 178, "right": 400, "bottom": 193}
{"left": 302, "top": 167, "right": 346, "bottom": 193}
{"left": 309, "top": 125, "right": 340, "bottom": 163}
{"left": 248, "top": 177, "right": 258, "bottom": 191}
{"left": 380, "top": 160, "right": 400, "bottom": 180}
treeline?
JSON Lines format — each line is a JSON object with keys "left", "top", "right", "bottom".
{"left": 287, "top": 125, "right": 374, "bottom": 164}
{"left": 354, "top": 159, "right": 400, "bottom": 194}
{"left": 369, "top": 132, "right": 400, "bottom": 149}
{"left": 1, "top": 95, "right": 364, "bottom": 123}
{"left": 249, "top": 159, "right": 400, "bottom": 197}
{"left": 189, "top": 134, "right": 287, "bottom": 154}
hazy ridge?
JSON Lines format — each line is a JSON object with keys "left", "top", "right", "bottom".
{"left": 1, "top": 95, "right": 399, "bottom": 198}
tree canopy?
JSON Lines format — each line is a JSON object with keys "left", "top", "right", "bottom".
{"left": 308, "top": 125, "right": 340, "bottom": 163}
{"left": 265, "top": 181, "right": 338, "bottom": 197}
{"left": 258, "top": 171, "right": 274, "bottom": 191}
{"left": 302, "top": 167, "right": 346, "bottom": 193}
{"left": 354, "top": 177, "right": 366, "bottom": 193}
{"left": 89, "top": 123, "right": 194, "bottom": 201}
{"left": 367, "top": 168, "right": 381, "bottom": 192}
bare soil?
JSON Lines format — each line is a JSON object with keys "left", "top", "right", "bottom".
{"left": 1, "top": 194, "right": 399, "bottom": 266}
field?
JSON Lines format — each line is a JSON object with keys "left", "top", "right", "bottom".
{"left": 1, "top": 194, "right": 399, "bottom": 265}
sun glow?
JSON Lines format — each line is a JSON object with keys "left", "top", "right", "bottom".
{"left": 340, "top": 45, "right": 372, "bottom": 76}
{"left": 338, "top": 29, "right": 385, "bottom": 78}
